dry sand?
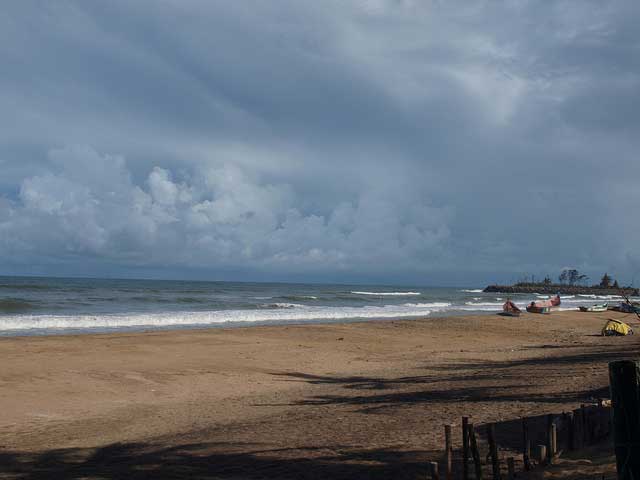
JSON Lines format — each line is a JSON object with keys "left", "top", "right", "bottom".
{"left": 0, "top": 310, "right": 638, "bottom": 479}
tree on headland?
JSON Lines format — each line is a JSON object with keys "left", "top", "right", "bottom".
{"left": 559, "top": 269, "right": 588, "bottom": 285}
{"left": 542, "top": 276, "right": 552, "bottom": 285}
{"left": 600, "top": 273, "right": 612, "bottom": 288}
{"left": 613, "top": 279, "right": 620, "bottom": 289}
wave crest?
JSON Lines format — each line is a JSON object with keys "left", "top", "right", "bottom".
{"left": 351, "top": 291, "right": 421, "bottom": 296}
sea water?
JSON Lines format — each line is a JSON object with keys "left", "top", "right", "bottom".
{"left": 0, "top": 276, "right": 633, "bottom": 336}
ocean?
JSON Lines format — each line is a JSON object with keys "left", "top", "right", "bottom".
{"left": 0, "top": 276, "right": 632, "bottom": 336}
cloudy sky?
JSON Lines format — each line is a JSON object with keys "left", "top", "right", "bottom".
{"left": 1, "top": 1, "right": 639, "bottom": 286}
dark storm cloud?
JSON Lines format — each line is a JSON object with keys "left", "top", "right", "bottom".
{"left": 1, "top": 1, "right": 639, "bottom": 285}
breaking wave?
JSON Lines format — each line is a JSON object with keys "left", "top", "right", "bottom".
{"left": 0, "top": 304, "right": 437, "bottom": 333}
{"left": 403, "top": 302, "right": 451, "bottom": 308}
{"left": 465, "top": 301, "right": 503, "bottom": 307}
{"left": 460, "top": 289, "right": 483, "bottom": 293}
{"left": 275, "top": 295, "right": 318, "bottom": 301}
{"left": 351, "top": 291, "right": 421, "bottom": 296}
{"left": 259, "top": 303, "right": 304, "bottom": 309}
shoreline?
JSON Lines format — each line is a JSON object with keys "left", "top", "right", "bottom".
{"left": 0, "top": 309, "right": 494, "bottom": 339}
{"left": 1, "top": 310, "right": 637, "bottom": 478}
{"left": 0, "top": 302, "right": 610, "bottom": 338}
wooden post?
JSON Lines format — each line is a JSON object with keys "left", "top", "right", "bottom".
{"left": 463, "top": 417, "right": 470, "bottom": 480}
{"left": 445, "top": 424, "right": 453, "bottom": 480}
{"left": 506, "top": 457, "right": 515, "bottom": 480}
{"left": 572, "top": 408, "right": 582, "bottom": 450}
{"left": 430, "top": 461, "right": 441, "bottom": 480}
{"left": 602, "top": 404, "right": 611, "bottom": 438}
{"left": 468, "top": 423, "right": 483, "bottom": 480}
{"left": 581, "top": 404, "right": 589, "bottom": 445}
{"left": 521, "top": 417, "right": 531, "bottom": 471}
{"left": 551, "top": 423, "right": 557, "bottom": 458}
{"left": 487, "top": 424, "right": 501, "bottom": 480}
{"left": 609, "top": 360, "right": 640, "bottom": 480}
{"left": 534, "top": 444, "right": 546, "bottom": 464}
{"left": 567, "top": 411, "right": 575, "bottom": 451}
{"left": 546, "top": 414, "right": 554, "bottom": 464}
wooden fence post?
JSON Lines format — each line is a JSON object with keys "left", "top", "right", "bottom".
{"left": 463, "top": 417, "right": 470, "bottom": 480}
{"left": 534, "top": 444, "right": 546, "bottom": 464}
{"left": 487, "top": 423, "right": 501, "bottom": 480}
{"left": 506, "top": 457, "right": 515, "bottom": 480}
{"left": 609, "top": 360, "right": 640, "bottom": 480}
{"left": 567, "top": 411, "right": 575, "bottom": 451}
{"left": 468, "top": 423, "right": 483, "bottom": 480}
{"left": 445, "top": 424, "right": 453, "bottom": 480}
{"left": 430, "top": 461, "right": 441, "bottom": 480}
{"left": 581, "top": 404, "right": 589, "bottom": 445}
{"left": 522, "top": 417, "right": 531, "bottom": 471}
{"left": 572, "top": 408, "right": 582, "bottom": 450}
{"left": 546, "top": 414, "right": 554, "bottom": 464}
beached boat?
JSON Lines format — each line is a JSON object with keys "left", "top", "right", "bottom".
{"left": 610, "top": 302, "right": 640, "bottom": 313}
{"left": 579, "top": 303, "right": 608, "bottom": 313}
{"left": 500, "top": 299, "right": 521, "bottom": 317}
{"left": 525, "top": 294, "right": 560, "bottom": 314}
{"left": 526, "top": 305, "right": 551, "bottom": 314}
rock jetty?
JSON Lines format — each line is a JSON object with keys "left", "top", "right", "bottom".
{"left": 483, "top": 284, "right": 639, "bottom": 296}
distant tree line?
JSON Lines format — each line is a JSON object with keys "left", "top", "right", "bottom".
{"left": 515, "top": 269, "right": 623, "bottom": 289}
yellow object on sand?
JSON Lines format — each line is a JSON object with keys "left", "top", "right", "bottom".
{"left": 602, "top": 319, "right": 633, "bottom": 336}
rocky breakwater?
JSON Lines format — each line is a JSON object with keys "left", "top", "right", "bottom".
{"left": 483, "top": 284, "right": 639, "bottom": 296}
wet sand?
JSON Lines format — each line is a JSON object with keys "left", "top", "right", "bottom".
{"left": 0, "top": 310, "right": 637, "bottom": 478}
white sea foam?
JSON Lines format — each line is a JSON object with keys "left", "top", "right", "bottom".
{"left": 0, "top": 304, "right": 438, "bottom": 332}
{"left": 260, "top": 303, "right": 304, "bottom": 309}
{"left": 402, "top": 302, "right": 451, "bottom": 308}
{"left": 453, "top": 305, "right": 507, "bottom": 312}
{"left": 465, "top": 301, "right": 503, "bottom": 307}
{"left": 351, "top": 291, "right": 421, "bottom": 296}
{"left": 461, "top": 289, "right": 483, "bottom": 293}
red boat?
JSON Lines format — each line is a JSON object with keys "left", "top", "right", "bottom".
{"left": 500, "top": 299, "right": 521, "bottom": 317}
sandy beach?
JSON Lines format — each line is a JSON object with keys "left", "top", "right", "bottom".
{"left": 1, "top": 310, "right": 638, "bottom": 478}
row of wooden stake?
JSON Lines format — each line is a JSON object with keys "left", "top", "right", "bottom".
{"left": 428, "top": 402, "right": 611, "bottom": 480}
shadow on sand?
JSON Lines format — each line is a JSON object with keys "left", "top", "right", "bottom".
{"left": 2, "top": 341, "right": 630, "bottom": 479}
{"left": 0, "top": 442, "right": 441, "bottom": 479}
{"left": 267, "top": 342, "right": 632, "bottom": 413}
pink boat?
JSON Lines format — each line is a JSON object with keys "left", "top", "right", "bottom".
{"left": 526, "top": 294, "right": 561, "bottom": 314}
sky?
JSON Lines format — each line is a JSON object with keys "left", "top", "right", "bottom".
{"left": 1, "top": 1, "right": 639, "bottom": 286}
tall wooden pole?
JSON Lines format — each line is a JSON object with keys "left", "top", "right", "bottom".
{"left": 468, "top": 423, "right": 483, "bottom": 480}
{"left": 445, "top": 424, "right": 453, "bottom": 480}
{"left": 462, "top": 417, "right": 470, "bottom": 480}
{"left": 609, "top": 360, "right": 640, "bottom": 480}
{"left": 487, "top": 423, "right": 501, "bottom": 480}
{"left": 521, "top": 417, "right": 531, "bottom": 471}
{"left": 546, "top": 414, "right": 554, "bottom": 464}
